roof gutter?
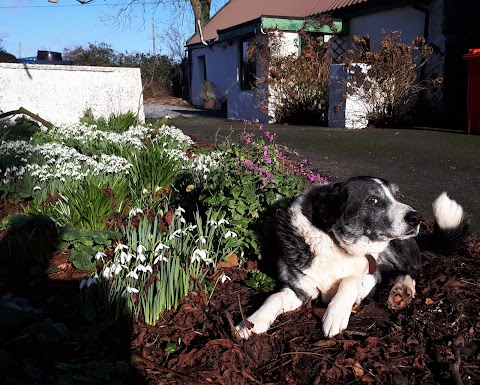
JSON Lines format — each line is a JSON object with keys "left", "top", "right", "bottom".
{"left": 197, "top": 20, "right": 209, "bottom": 46}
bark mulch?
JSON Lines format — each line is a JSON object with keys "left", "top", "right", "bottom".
{"left": 1, "top": 208, "right": 479, "bottom": 385}
{"left": 130, "top": 236, "right": 480, "bottom": 385}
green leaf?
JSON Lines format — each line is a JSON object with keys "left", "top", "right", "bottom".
{"left": 165, "top": 342, "right": 177, "bottom": 354}
{"left": 59, "top": 227, "right": 82, "bottom": 242}
{"left": 69, "top": 249, "right": 96, "bottom": 271}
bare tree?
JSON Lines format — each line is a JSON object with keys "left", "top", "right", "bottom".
{"left": 71, "top": 0, "right": 213, "bottom": 33}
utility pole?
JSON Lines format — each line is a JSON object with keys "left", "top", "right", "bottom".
{"left": 152, "top": 16, "right": 156, "bottom": 56}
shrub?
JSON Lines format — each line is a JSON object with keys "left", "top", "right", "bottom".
{"left": 250, "top": 23, "right": 332, "bottom": 124}
{"left": 341, "top": 30, "right": 439, "bottom": 127}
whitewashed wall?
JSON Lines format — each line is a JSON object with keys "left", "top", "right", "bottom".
{"left": 189, "top": 31, "right": 299, "bottom": 123}
{"left": 0, "top": 63, "right": 145, "bottom": 126}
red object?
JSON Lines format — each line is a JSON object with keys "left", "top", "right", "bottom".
{"left": 464, "top": 48, "right": 480, "bottom": 135}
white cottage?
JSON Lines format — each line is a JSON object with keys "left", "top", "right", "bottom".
{"left": 186, "top": 0, "right": 479, "bottom": 128}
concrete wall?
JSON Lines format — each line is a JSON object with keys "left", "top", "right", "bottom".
{"left": 0, "top": 63, "right": 145, "bottom": 126}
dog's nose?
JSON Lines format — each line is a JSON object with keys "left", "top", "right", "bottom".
{"left": 404, "top": 210, "right": 420, "bottom": 226}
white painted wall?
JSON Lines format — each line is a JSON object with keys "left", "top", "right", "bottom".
{"left": 0, "top": 63, "right": 145, "bottom": 126}
{"left": 190, "top": 40, "right": 270, "bottom": 122}
{"left": 189, "top": 31, "right": 299, "bottom": 123}
{"left": 348, "top": 6, "right": 426, "bottom": 51}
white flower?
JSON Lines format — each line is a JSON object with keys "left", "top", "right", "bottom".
{"left": 137, "top": 245, "right": 147, "bottom": 254}
{"left": 111, "top": 263, "right": 123, "bottom": 275}
{"left": 142, "top": 188, "right": 149, "bottom": 194}
{"left": 129, "top": 207, "right": 143, "bottom": 217}
{"left": 218, "top": 218, "right": 229, "bottom": 226}
{"left": 126, "top": 271, "right": 139, "bottom": 280}
{"left": 33, "top": 186, "right": 41, "bottom": 191}
{"left": 175, "top": 206, "right": 185, "bottom": 216}
{"left": 102, "top": 266, "right": 113, "bottom": 279}
{"left": 136, "top": 264, "right": 153, "bottom": 274}
{"left": 197, "top": 236, "right": 207, "bottom": 244}
{"left": 79, "top": 279, "right": 87, "bottom": 289}
{"left": 154, "top": 243, "right": 170, "bottom": 252}
{"left": 225, "top": 231, "right": 237, "bottom": 238}
{"left": 154, "top": 255, "right": 168, "bottom": 264}
{"left": 95, "top": 252, "right": 106, "bottom": 261}
{"left": 168, "top": 229, "right": 182, "bottom": 240}
{"left": 114, "top": 243, "right": 128, "bottom": 253}
{"left": 220, "top": 272, "right": 231, "bottom": 284}
{"left": 191, "top": 249, "right": 213, "bottom": 265}
{"left": 122, "top": 286, "right": 139, "bottom": 297}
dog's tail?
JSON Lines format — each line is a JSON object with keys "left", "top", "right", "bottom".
{"left": 421, "top": 192, "right": 470, "bottom": 256}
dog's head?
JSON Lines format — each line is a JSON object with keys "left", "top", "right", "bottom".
{"left": 305, "top": 176, "right": 420, "bottom": 255}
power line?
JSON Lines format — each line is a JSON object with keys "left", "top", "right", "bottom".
{"left": 0, "top": 1, "right": 160, "bottom": 9}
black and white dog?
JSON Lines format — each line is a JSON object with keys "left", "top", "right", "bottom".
{"left": 236, "top": 176, "right": 469, "bottom": 339}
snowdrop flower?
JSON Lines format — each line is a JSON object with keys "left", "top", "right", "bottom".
{"left": 185, "top": 225, "right": 197, "bottom": 232}
{"left": 129, "top": 207, "right": 143, "bottom": 217}
{"left": 122, "top": 287, "right": 139, "bottom": 297}
{"left": 95, "top": 252, "right": 106, "bottom": 261}
{"left": 197, "top": 236, "right": 207, "bottom": 244}
{"left": 142, "top": 188, "right": 149, "bottom": 194}
{"left": 225, "top": 231, "right": 237, "bottom": 238}
{"left": 114, "top": 243, "right": 128, "bottom": 253}
{"left": 111, "top": 263, "right": 123, "bottom": 275}
{"left": 168, "top": 229, "right": 183, "bottom": 240}
{"left": 154, "top": 255, "right": 168, "bottom": 264}
{"left": 218, "top": 218, "right": 229, "bottom": 226}
{"left": 191, "top": 249, "right": 213, "bottom": 265}
{"left": 33, "top": 186, "right": 41, "bottom": 191}
{"left": 137, "top": 244, "right": 147, "bottom": 255}
{"left": 175, "top": 206, "right": 185, "bottom": 216}
{"left": 136, "top": 264, "right": 153, "bottom": 274}
{"left": 154, "top": 243, "right": 170, "bottom": 253}
{"left": 102, "top": 266, "right": 113, "bottom": 279}
{"left": 208, "top": 220, "right": 218, "bottom": 228}
{"left": 220, "top": 272, "right": 231, "bottom": 284}
{"left": 119, "top": 251, "right": 131, "bottom": 264}
{"left": 126, "top": 270, "right": 139, "bottom": 280}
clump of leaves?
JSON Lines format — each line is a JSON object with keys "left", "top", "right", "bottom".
{"left": 245, "top": 269, "right": 276, "bottom": 293}
{"left": 200, "top": 121, "right": 325, "bottom": 259}
{"left": 80, "top": 108, "right": 138, "bottom": 132}
{"left": 56, "top": 226, "right": 121, "bottom": 271}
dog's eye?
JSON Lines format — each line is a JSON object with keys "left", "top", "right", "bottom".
{"left": 366, "top": 197, "right": 379, "bottom": 205}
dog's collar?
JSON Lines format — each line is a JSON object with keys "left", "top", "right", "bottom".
{"left": 365, "top": 254, "right": 377, "bottom": 274}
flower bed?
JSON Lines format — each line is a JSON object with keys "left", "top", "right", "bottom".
{"left": 0, "top": 116, "right": 478, "bottom": 385}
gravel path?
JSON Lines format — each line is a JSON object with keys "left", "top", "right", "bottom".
{"left": 144, "top": 103, "right": 200, "bottom": 119}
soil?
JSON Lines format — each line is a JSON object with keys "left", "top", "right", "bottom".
{"left": 1, "top": 132, "right": 479, "bottom": 385}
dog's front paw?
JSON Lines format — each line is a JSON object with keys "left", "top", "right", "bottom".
{"left": 236, "top": 317, "right": 270, "bottom": 340}
{"left": 388, "top": 282, "right": 414, "bottom": 310}
{"left": 322, "top": 300, "right": 352, "bottom": 338}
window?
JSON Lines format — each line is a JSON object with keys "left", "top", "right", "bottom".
{"left": 240, "top": 39, "right": 256, "bottom": 90}
{"left": 197, "top": 55, "right": 206, "bottom": 82}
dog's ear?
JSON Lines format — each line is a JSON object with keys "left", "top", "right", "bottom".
{"left": 303, "top": 183, "right": 348, "bottom": 230}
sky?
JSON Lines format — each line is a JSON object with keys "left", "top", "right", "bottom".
{"left": 0, "top": 0, "right": 227, "bottom": 59}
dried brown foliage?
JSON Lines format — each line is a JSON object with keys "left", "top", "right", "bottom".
{"left": 342, "top": 30, "right": 438, "bottom": 127}
{"left": 249, "top": 23, "right": 332, "bottom": 125}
